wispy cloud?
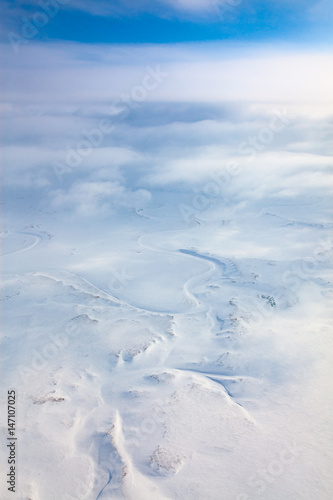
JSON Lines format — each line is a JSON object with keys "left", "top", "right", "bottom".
{"left": 1, "top": 41, "right": 332, "bottom": 220}
{"left": 2, "top": 0, "right": 333, "bottom": 45}
{"left": 49, "top": 181, "right": 151, "bottom": 216}
{"left": 2, "top": 42, "right": 333, "bottom": 103}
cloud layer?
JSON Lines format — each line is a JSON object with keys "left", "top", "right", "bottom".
{"left": 1, "top": 41, "right": 332, "bottom": 221}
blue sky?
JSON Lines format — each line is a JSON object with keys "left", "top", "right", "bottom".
{"left": 2, "top": 0, "right": 333, "bottom": 45}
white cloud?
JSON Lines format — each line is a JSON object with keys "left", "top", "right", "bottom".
{"left": 158, "top": 0, "right": 218, "bottom": 13}
{"left": 1, "top": 41, "right": 332, "bottom": 220}
{"left": 49, "top": 181, "right": 151, "bottom": 216}
{"left": 1, "top": 42, "right": 333, "bottom": 105}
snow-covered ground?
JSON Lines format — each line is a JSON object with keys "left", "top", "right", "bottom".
{"left": 1, "top": 43, "right": 333, "bottom": 500}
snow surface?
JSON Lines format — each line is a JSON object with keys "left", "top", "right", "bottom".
{"left": 1, "top": 188, "right": 332, "bottom": 499}
{"left": 1, "top": 44, "right": 333, "bottom": 500}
